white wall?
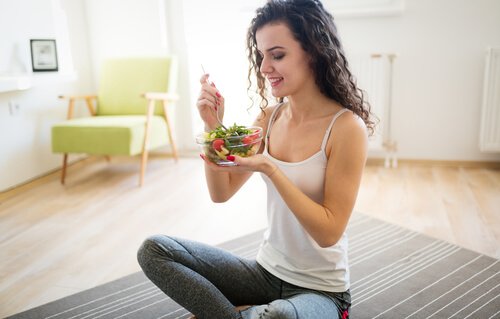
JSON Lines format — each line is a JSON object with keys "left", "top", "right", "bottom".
{"left": 335, "top": 0, "right": 500, "bottom": 161}
{"left": 0, "top": 0, "right": 94, "bottom": 191}
{"left": 84, "top": 0, "right": 168, "bottom": 84}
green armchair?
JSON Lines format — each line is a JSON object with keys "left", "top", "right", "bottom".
{"left": 52, "top": 57, "right": 179, "bottom": 186}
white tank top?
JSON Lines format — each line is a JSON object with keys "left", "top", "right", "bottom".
{"left": 257, "top": 103, "right": 351, "bottom": 292}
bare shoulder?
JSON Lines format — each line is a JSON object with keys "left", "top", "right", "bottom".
{"left": 335, "top": 111, "right": 367, "bottom": 135}
{"left": 329, "top": 110, "right": 368, "bottom": 154}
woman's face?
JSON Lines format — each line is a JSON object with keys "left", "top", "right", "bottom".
{"left": 255, "top": 22, "right": 314, "bottom": 98}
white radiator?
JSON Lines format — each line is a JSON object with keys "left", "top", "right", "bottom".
{"left": 350, "top": 53, "right": 398, "bottom": 166}
{"left": 480, "top": 47, "right": 500, "bottom": 152}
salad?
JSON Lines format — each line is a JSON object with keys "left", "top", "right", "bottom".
{"left": 197, "top": 124, "right": 263, "bottom": 165}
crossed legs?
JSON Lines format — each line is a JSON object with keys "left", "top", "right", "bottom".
{"left": 137, "top": 235, "right": 346, "bottom": 319}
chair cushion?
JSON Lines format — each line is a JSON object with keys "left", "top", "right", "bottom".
{"left": 52, "top": 115, "right": 168, "bottom": 156}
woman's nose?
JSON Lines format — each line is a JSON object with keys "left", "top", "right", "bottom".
{"left": 260, "top": 56, "right": 272, "bottom": 74}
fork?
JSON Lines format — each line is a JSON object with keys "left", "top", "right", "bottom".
{"left": 201, "top": 64, "right": 227, "bottom": 130}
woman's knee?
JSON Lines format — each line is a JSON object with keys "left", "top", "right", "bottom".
{"left": 137, "top": 235, "right": 173, "bottom": 268}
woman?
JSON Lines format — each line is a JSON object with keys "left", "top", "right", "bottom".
{"left": 138, "top": 0, "right": 374, "bottom": 318}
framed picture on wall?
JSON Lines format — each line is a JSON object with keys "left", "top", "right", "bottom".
{"left": 30, "top": 39, "right": 58, "bottom": 72}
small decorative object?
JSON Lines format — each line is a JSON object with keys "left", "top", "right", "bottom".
{"left": 30, "top": 39, "right": 58, "bottom": 72}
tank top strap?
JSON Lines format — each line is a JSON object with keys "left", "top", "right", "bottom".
{"left": 320, "top": 108, "right": 350, "bottom": 151}
{"left": 265, "top": 102, "right": 286, "bottom": 141}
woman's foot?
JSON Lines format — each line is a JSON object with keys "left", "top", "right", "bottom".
{"left": 236, "top": 305, "right": 252, "bottom": 312}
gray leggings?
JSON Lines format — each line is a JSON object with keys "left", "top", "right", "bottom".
{"left": 137, "top": 235, "right": 350, "bottom": 319}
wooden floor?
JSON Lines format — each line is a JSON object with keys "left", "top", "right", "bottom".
{"left": 0, "top": 155, "right": 499, "bottom": 317}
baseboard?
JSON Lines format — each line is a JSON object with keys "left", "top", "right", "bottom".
{"left": 366, "top": 157, "right": 500, "bottom": 168}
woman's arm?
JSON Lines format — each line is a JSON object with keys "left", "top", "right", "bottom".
{"left": 271, "top": 114, "right": 368, "bottom": 247}
{"left": 232, "top": 113, "right": 368, "bottom": 247}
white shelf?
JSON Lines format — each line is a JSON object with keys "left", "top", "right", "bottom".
{"left": 0, "top": 76, "right": 32, "bottom": 93}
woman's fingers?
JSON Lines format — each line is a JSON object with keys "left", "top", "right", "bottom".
{"left": 199, "top": 73, "right": 209, "bottom": 84}
{"left": 198, "top": 90, "right": 218, "bottom": 107}
{"left": 196, "top": 73, "right": 225, "bottom": 129}
{"left": 199, "top": 74, "right": 217, "bottom": 95}
{"left": 199, "top": 154, "right": 228, "bottom": 171}
{"left": 199, "top": 74, "right": 223, "bottom": 100}
{"left": 200, "top": 154, "right": 262, "bottom": 173}
{"left": 198, "top": 88, "right": 223, "bottom": 114}
{"left": 196, "top": 99, "right": 215, "bottom": 112}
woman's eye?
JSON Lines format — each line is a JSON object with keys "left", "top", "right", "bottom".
{"left": 273, "top": 54, "right": 284, "bottom": 60}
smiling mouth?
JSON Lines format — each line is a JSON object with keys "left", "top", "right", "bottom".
{"left": 268, "top": 77, "right": 283, "bottom": 87}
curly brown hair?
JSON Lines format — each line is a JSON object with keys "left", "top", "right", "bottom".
{"left": 246, "top": 0, "right": 375, "bottom": 134}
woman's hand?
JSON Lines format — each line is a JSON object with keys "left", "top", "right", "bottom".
{"left": 199, "top": 152, "right": 276, "bottom": 202}
{"left": 196, "top": 74, "right": 225, "bottom": 131}
{"left": 200, "top": 153, "right": 277, "bottom": 177}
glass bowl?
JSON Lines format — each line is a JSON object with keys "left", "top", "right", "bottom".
{"left": 196, "top": 126, "right": 263, "bottom": 166}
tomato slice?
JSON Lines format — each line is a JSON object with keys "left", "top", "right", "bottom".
{"left": 242, "top": 136, "right": 254, "bottom": 145}
{"left": 212, "top": 139, "right": 225, "bottom": 151}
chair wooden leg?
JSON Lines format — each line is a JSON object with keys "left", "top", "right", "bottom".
{"left": 61, "top": 154, "right": 68, "bottom": 185}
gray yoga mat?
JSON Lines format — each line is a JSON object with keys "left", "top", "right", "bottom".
{"left": 8, "top": 214, "right": 500, "bottom": 319}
